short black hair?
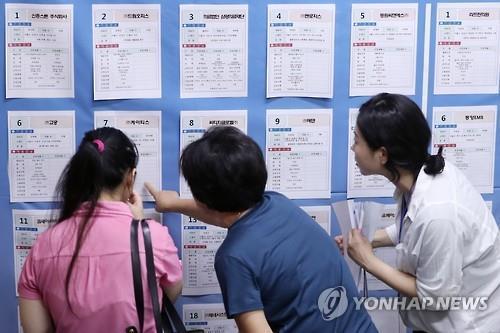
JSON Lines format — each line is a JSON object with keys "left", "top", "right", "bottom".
{"left": 181, "top": 126, "right": 267, "bottom": 212}
{"left": 357, "top": 93, "right": 442, "bottom": 181}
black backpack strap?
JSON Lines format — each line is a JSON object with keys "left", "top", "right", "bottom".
{"left": 130, "top": 219, "right": 144, "bottom": 333}
{"left": 163, "top": 293, "right": 188, "bottom": 333}
{"left": 140, "top": 219, "right": 192, "bottom": 333}
{"left": 140, "top": 219, "right": 166, "bottom": 333}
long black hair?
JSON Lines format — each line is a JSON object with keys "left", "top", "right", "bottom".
{"left": 356, "top": 93, "right": 444, "bottom": 182}
{"left": 55, "top": 127, "right": 138, "bottom": 311}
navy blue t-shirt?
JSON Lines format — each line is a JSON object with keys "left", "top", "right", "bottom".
{"left": 215, "top": 192, "right": 377, "bottom": 333}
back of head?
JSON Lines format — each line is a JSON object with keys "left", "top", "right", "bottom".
{"left": 181, "top": 126, "right": 267, "bottom": 212}
{"left": 356, "top": 93, "right": 441, "bottom": 180}
{"left": 56, "top": 126, "right": 138, "bottom": 221}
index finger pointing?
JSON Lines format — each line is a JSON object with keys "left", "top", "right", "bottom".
{"left": 144, "top": 182, "right": 158, "bottom": 198}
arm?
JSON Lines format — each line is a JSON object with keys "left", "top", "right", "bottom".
{"left": 334, "top": 227, "right": 394, "bottom": 256}
{"left": 234, "top": 310, "right": 273, "bottom": 333}
{"left": 348, "top": 229, "right": 417, "bottom": 297}
{"left": 363, "top": 254, "right": 417, "bottom": 297}
{"left": 163, "top": 279, "right": 182, "bottom": 302}
{"left": 145, "top": 182, "right": 222, "bottom": 225}
{"left": 371, "top": 228, "right": 394, "bottom": 248}
{"left": 19, "top": 298, "right": 54, "bottom": 333}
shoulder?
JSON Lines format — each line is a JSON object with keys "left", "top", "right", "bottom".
{"left": 215, "top": 251, "right": 252, "bottom": 279}
{"left": 264, "top": 191, "right": 292, "bottom": 205}
{"left": 412, "top": 162, "right": 478, "bottom": 218}
{"left": 418, "top": 161, "right": 472, "bottom": 195}
{"left": 29, "top": 220, "right": 75, "bottom": 260}
{"left": 145, "top": 219, "right": 174, "bottom": 248}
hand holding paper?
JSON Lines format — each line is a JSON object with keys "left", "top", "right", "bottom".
{"left": 347, "top": 229, "right": 376, "bottom": 270}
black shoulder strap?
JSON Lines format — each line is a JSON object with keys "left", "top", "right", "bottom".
{"left": 138, "top": 219, "right": 191, "bottom": 333}
{"left": 130, "top": 219, "right": 144, "bottom": 333}
{"left": 140, "top": 219, "right": 164, "bottom": 333}
{"left": 163, "top": 293, "right": 187, "bottom": 333}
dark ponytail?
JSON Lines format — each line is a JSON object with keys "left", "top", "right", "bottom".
{"left": 424, "top": 145, "right": 445, "bottom": 175}
{"left": 55, "top": 127, "right": 138, "bottom": 313}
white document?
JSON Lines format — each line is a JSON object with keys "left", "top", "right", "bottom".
{"left": 94, "top": 111, "right": 162, "bottom": 201}
{"left": 180, "top": 4, "right": 248, "bottom": 98}
{"left": 434, "top": 3, "right": 500, "bottom": 94}
{"left": 332, "top": 200, "right": 363, "bottom": 288}
{"left": 8, "top": 111, "right": 75, "bottom": 202}
{"left": 432, "top": 105, "right": 497, "bottom": 193}
{"left": 13, "top": 209, "right": 54, "bottom": 294}
{"left": 332, "top": 201, "right": 397, "bottom": 291}
{"left": 266, "top": 109, "right": 332, "bottom": 199}
{"left": 179, "top": 110, "right": 247, "bottom": 198}
{"left": 5, "top": 4, "right": 74, "bottom": 98}
{"left": 350, "top": 3, "right": 418, "bottom": 96}
{"left": 183, "top": 303, "right": 238, "bottom": 333}
{"left": 92, "top": 4, "right": 161, "bottom": 100}
{"left": 301, "top": 205, "right": 331, "bottom": 235}
{"left": 182, "top": 215, "right": 227, "bottom": 296}
{"left": 267, "top": 4, "right": 335, "bottom": 98}
{"left": 347, "top": 109, "right": 395, "bottom": 198}
{"left": 362, "top": 202, "right": 398, "bottom": 291}
{"left": 368, "top": 308, "right": 406, "bottom": 333}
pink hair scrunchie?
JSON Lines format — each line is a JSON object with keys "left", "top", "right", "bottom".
{"left": 92, "top": 139, "right": 105, "bottom": 153}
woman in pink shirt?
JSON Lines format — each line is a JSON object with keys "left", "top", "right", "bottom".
{"left": 18, "top": 127, "right": 182, "bottom": 333}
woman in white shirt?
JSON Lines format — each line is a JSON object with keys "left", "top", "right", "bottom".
{"left": 344, "top": 93, "right": 500, "bottom": 333}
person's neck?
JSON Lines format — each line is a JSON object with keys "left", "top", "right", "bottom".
{"left": 214, "top": 208, "right": 251, "bottom": 229}
{"left": 393, "top": 168, "right": 415, "bottom": 194}
{"left": 99, "top": 188, "right": 126, "bottom": 202}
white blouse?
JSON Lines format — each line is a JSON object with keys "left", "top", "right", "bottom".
{"left": 384, "top": 162, "right": 500, "bottom": 333}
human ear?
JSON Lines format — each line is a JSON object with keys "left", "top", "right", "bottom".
{"left": 126, "top": 168, "right": 136, "bottom": 188}
{"left": 377, "top": 147, "right": 389, "bottom": 165}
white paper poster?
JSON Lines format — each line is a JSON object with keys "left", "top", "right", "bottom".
{"left": 350, "top": 3, "right": 418, "bottom": 96}
{"left": 266, "top": 109, "right": 332, "bottom": 199}
{"left": 267, "top": 4, "right": 335, "bottom": 98}
{"left": 8, "top": 111, "right": 75, "bottom": 202}
{"left": 179, "top": 110, "right": 247, "bottom": 198}
{"left": 432, "top": 105, "right": 497, "bottom": 193}
{"left": 182, "top": 215, "right": 226, "bottom": 295}
{"left": 92, "top": 4, "right": 161, "bottom": 100}
{"left": 5, "top": 4, "right": 74, "bottom": 98}
{"left": 347, "top": 109, "right": 395, "bottom": 198}
{"left": 183, "top": 304, "right": 238, "bottom": 333}
{"left": 94, "top": 111, "right": 162, "bottom": 201}
{"left": 301, "top": 205, "right": 331, "bottom": 235}
{"left": 434, "top": 3, "right": 500, "bottom": 94}
{"left": 180, "top": 4, "right": 248, "bottom": 98}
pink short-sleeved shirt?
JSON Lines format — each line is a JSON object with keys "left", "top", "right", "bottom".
{"left": 18, "top": 201, "right": 182, "bottom": 332}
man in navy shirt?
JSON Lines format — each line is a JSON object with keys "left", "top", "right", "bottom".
{"left": 147, "top": 126, "right": 377, "bottom": 332}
